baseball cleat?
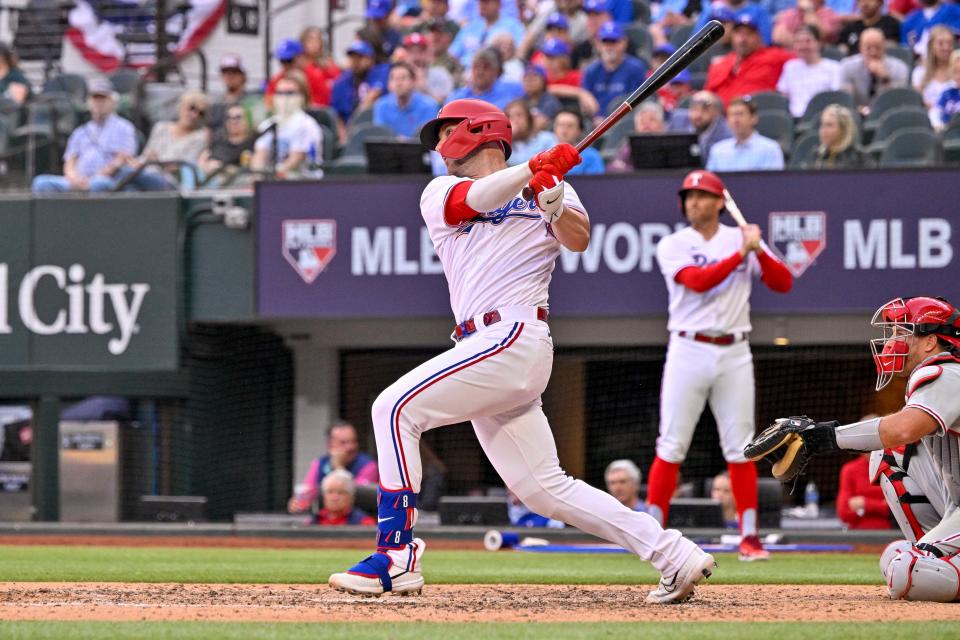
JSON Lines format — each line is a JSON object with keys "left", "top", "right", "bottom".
{"left": 738, "top": 535, "right": 770, "bottom": 562}
{"left": 329, "top": 538, "right": 425, "bottom": 597}
{"left": 645, "top": 550, "right": 715, "bottom": 604}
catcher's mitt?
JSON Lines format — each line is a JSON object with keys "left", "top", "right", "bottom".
{"left": 744, "top": 416, "right": 840, "bottom": 482}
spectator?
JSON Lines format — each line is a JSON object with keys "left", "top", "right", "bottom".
{"left": 934, "top": 49, "right": 960, "bottom": 128}
{"left": 358, "top": 0, "right": 402, "bottom": 62}
{"left": 396, "top": 32, "right": 456, "bottom": 105}
{"left": 31, "top": 79, "right": 136, "bottom": 193}
{"left": 300, "top": 26, "right": 341, "bottom": 92}
{"left": 449, "top": 0, "right": 525, "bottom": 68}
{"left": 116, "top": 90, "right": 209, "bottom": 191}
{"left": 649, "top": 1, "right": 694, "bottom": 49}
{"left": 266, "top": 38, "right": 332, "bottom": 109}
{"left": 0, "top": 43, "right": 29, "bottom": 105}
{"left": 913, "top": 25, "right": 957, "bottom": 122}
{"left": 571, "top": 0, "right": 612, "bottom": 68}
{"left": 901, "top": 0, "right": 960, "bottom": 55}
{"left": 837, "top": 0, "right": 902, "bottom": 55}
{"left": 553, "top": 108, "right": 605, "bottom": 174}
{"left": 508, "top": 490, "right": 566, "bottom": 528}
{"left": 252, "top": 72, "right": 323, "bottom": 179}
{"left": 447, "top": 48, "right": 524, "bottom": 109}
{"left": 523, "top": 65, "right": 563, "bottom": 129}
{"left": 197, "top": 104, "right": 254, "bottom": 184}
{"left": 772, "top": 0, "right": 843, "bottom": 47}
{"left": 520, "top": 2, "right": 589, "bottom": 61}
{"left": 490, "top": 32, "right": 525, "bottom": 84}
{"left": 840, "top": 27, "right": 910, "bottom": 111}
{"left": 710, "top": 472, "right": 738, "bottom": 528}
{"left": 582, "top": 21, "right": 648, "bottom": 116}
{"left": 604, "top": 459, "right": 645, "bottom": 511}
{"left": 706, "top": 15, "right": 795, "bottom": 106}
{"left": 668, "top": 90, "right": 734, "bottom": 161}
{"left": 694, "top": 0, "right": 774, "bottom": 45}
{"left": 374, "top": 61, "right": 439, "bottom": 138}
{"left": 707, "top": 95, "right": 784, "bottom": 170}
{"left": 803, "top": 103, "right": 870, "bottom": 167}
{"left": 837, "top": 453, "right": 891, "bottom": 530}
{"left": 208, "top": 55, "right": 262, "bottom": 131}
{"left": 331, "top": 40, "right": 390, "bottom": 123}
{"left": 505, "top": 98, "right": 558, "bottom": 166}
{"left": 315, "top": 470, "right": 375, "bottom": 526}
{"left": 609, "top": 101, "right": 666, "bottom": 172}
{"left": 777, "top": 25, "right": 842, "bottom": 117}
{"left": 451, "top": 0, "right": 522, "bottom": 22}
{"left": 527, "top": 12, "right": 575, "bottom": 68}
{"left": 605, "top": 0, "right": 635, "bottom": 24}
{"left": 889, "top": 0, "right": 920, "bottom": 20}
{"left": 288, "top": 422, "right": 379, "bottom": 514}
{"left": 542, "top": 38, "right": 601, "bottom": 118}
{"left": 426, "top": 18, "right": 463, "bottom": 80}
{"left": 411, "top": 0, "right": 460, "bottom": 37}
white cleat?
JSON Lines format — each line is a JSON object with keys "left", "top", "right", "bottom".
{"left": 645, "top": 550, "right": 716, "bottom": 604}
{"left": 329, "top": 538, "right": 425, "bottom": 597}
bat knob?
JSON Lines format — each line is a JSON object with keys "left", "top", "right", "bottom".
{"left": 522, "top": 186, "right": 535, "bottom": 201}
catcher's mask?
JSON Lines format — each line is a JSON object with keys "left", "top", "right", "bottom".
{"left": 870, "top": 296, "right": 960, "bottom": 390}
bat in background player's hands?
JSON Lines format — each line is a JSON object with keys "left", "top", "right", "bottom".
{"left": 529, "top": 170, "right": 566, "bottom": 224}
{"left": 739, "top": 224, "right": 763, "bottom": 255}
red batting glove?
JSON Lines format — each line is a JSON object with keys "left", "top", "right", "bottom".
{"left": 528, "top": 143, "right": 581, "bottom": 176}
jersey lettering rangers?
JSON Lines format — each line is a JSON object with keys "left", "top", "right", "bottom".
{"left": 655, "top": 224, "right": 760, "bottom": 334}
{"left": 907, "top": 354, "right": 960, "bottom": 508}
{"left": 420, "top": 175, "right": 587, "bottom": 322}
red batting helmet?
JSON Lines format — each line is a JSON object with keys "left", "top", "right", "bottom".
{"left": 678, "top": 170, "right": 726, "bottom": 217}
{"left": 870, "top": 296, "right": 960, "bottom": 390}
{"left": 419, "top": 99, "right": 513, "bottom": 160}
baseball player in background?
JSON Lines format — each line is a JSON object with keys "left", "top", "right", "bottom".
{"left": 745, "top": 296, "right": 960, "bottom": 601}
{"left": 647, "top": 170, "right": 793, "bottom": 561}
{"left": 329, "top": 98, "right": 716, "bottom": 603}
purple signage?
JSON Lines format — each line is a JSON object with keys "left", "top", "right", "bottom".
{"left": 256, "top": 170, "right": 958, "bottom": 319}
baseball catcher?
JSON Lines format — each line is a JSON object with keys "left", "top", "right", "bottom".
{"left": 746, "top": 296, "right": 960, "bottom": 601}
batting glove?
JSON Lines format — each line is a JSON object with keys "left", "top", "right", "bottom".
{"left": 529, "top": 143, "right": 581, "bottom": 176}
{"left": 529, "top": 171, "right": 565, "bottom": 224}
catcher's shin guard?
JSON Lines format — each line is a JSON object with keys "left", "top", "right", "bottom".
{"left": 882, "top": 542, "right": 960, "bottom": 602}
{"left": 872, "top": 448, "right": 939, "bottom": 542}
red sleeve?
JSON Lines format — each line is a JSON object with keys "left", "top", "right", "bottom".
{"left": 864, "top": 495, "right": 889, "bottom": 517}
{"left": 675, "top": 252, "right": 743, "bottom": 293}
{"left": 444, "top": 180, "right": 481, "bottom": 226}
{"left": 836, "top": 462, "right": 855, "bottom": 525}
{"left": 265, "top": 74, "right": 279, "bottom": 98}
{"left": 757, "top": 248, "right": 793, "bottom": 293}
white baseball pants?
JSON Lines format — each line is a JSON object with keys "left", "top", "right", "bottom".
{"left": 371, "top": 309, "right": 700, "bottom": 573}
{"left": 656, "top": 334, "right": 755, "bottom": 463}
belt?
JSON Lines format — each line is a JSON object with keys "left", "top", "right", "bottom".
{"left": 676, "top": 331, "right": 748, "bottom": 346}
{"left": 453, "top": 306, "right": 549, "bottom": 342}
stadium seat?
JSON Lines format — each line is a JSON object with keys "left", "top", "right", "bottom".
{"left": 41, "top": 73, "right": 86, "bottom": 105}
{"left": 599, "top": 116, "right": 635, "bottom": 162}
{"left": 327, "top": 154, "right": 368, "bottom": 175}
{"left": 864, "top": 107, "right": 931, "bottom": 157}
{"left": 351, "top": 107, "right": 374, "bottom": 129}
{"left": 885, "top": 44, "right": 915, "bottom": 73}
{"left": 796, "top": 90, "right": 855, "bottom": 134}
{"left": 625, "top": 23, "right": 654, "bottom": 60}
{"left": 317, "top": 123, "right": 337, "bottom": 165}
{"left": 605, "top": 93, "right": 630, "bottom": 116}
{"left": 820, "top": 45, "right": 844, "bottom": 61}
{"left": 748, "top": 91, "right": 789, "bottom": 114}
{"left": 631, "top": 0, "right": 652, "bottom": 24}
{"left": 756, "top": 110, "right": 794, "bottom": 154}
{"left": 878, "top": 128, "right": 940, "bottom": 167}
{"left": 940, "top": 119, "right": 960, "bottom": 164}
{"left": 342, "top": 124, "right": 396, "bottom": 157}
{"left": 669, "top": 24, "right": 694, "bottom": 51}
{"left": 788, "top": 130, "right": 819, "bottom": 168}
{"left": 862, "top": 88, "right": 925, "bottom": 144}
{"left": 307, "top": 106, "right": 340, "bottom": 133}
{"left": 109, "top": 68, "right": 141, "bottom": 96}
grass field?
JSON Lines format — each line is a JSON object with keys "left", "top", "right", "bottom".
{"left": 1, "top": 544, "right": 953, "bottom": 640}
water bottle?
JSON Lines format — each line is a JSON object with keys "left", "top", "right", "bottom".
{"left": 804, "top": 481, "right": 820, "bottom": 518}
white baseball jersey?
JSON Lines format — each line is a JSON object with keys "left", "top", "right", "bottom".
{"left": 655, "top": 224, "right": 760, "bottom": 334}
{"left": 907, "top": 355, "right": 960, "bottom": 508}
{"left": 420, "top": 175, "right": 587, "bottom": 322}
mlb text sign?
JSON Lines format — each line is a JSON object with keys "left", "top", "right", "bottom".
{"left": 256, "top": 170, "right": 959, "bottom": 318}
{"left": 0, "top": 196, "right": 179, "bottom": 370}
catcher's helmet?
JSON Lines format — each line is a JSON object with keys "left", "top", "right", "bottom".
{"left": 419, "top": 99, "right": 513, "bottom": 160}
{"left": 870, "top": 296, "right": 960, "bottom": 390}
{"left": 678, "top": 170, "right": 726, "bottom": 217}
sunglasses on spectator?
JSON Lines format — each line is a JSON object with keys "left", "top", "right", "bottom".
{"left": 226, "top": 113, "right": 245, "bottom": 121}
{"left": 275, "top": 90, "right": 298, "bottom": 96}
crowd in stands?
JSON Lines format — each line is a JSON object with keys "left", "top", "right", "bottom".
{"left": 2, "top": 0, "right": 959, "bottom": 192}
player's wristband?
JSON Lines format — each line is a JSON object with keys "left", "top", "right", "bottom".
{"left": 834, "top": 416, "right": 883, "bottom": 452}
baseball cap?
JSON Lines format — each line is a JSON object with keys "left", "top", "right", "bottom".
{"left": 546, "top": 12, "right": 569, "bottom": 30}
{"left": 427, "top": 17, "right": 456, "bottom": 34}
{"left": 583, "top": 0, "right": 607, "bottom": 13}
{"left": 88, "top": 77, "right": 117, "bottom": 98}
{"left": 524, "top": 64, "right": 547, "bottom": 78}
{"left": 275, "top": 38, "right": 304, "bottom": 61}
{"left": 366, "top": 0, "right": 392, "bottom": 19}
{"left": 732, "top": 13, "right": 760, "bottom": 31}
{"left": 403, "top": 32, "right": 428, "bottom": 48}
{"left": 654, "top": 43, "right": 676, "bottom": 57}
{"left": 710, "top": 6, "right": 737, "bottom": 22}
{"left": 597, "top": 21, "right": 624, "bottom": 42}
{"left": 346, "top": 40, "right": 376, "bottom": 57}
{"left": 219, "top": 54, "right": 245, "bottom": 73}
{"left": 670, "top": 69, "right": 692, "bottom": 84}
{"left": 541, "top": 37, "right": 571, "bottom": 57}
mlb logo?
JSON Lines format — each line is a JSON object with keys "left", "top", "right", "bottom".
{"left": 767, "top": 212, "right": 827, "bottom": 278}
{"left": 282, "top": 219, "right": 337, "bottom": 284}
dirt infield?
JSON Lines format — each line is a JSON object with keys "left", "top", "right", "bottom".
{"left": 2, "top": 582, "right": 959, "bottom": 624}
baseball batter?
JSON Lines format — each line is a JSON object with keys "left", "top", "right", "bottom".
{"left": 329, "top": 98, "right": 715, "bottom": 603}
{"left": 745, "top": 296, "right": 960, "bottom": 601}
{"left": 648, "top": 170, "right": 792, "bottom": 561}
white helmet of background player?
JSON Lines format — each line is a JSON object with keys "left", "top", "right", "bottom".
{"left": 677, "top": 170, "right": 726, "bottom": 218}
{"left": 871, "top": 296, "right": 960, "bottom": 390}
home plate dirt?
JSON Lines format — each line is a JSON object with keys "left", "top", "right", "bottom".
{"left": 1, "top": 583, "right": 959, "bottom": 623}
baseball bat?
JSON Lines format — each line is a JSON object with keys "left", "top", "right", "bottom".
{"left": 522, "top": 19, "right": 726, "bottom": 201}
{"left": 723, "top": 187, "right": 772, "bottom": 253}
